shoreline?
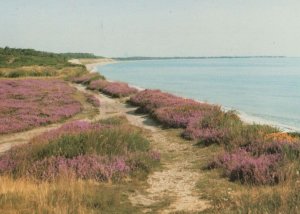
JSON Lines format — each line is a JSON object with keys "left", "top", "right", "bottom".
{"left": 86, "top": 60, "right": 300, "bottom": 133}
{"left": 69, "top": 58, "right": 118, "bottom": 72}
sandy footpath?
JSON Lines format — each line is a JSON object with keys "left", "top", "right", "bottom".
{"left": 76, "top": 85, "right": 210, "bottom": 213}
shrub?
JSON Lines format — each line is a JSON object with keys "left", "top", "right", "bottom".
{"left": 85, "top": 94, "right": 100, "bottom": 107}
{"left": 183, "top": 111, "right": 242, "bottom": 145}
{"left": 212, "top": 149, "right": 282, "bottom": 185}
{"left": 0, "top": 79, "right": 82, "bottom": 134}
{"left": 184, "top": 111, "right": 278, "bottom": 148}
{"left": 129, "top": 89, "right": 186, "bottom": 113}
{"left": 0, "top": 120, "right": 160, "bottom": 181}
{"left": 265, "top": 132, "right": 298, "bottom": 143}
{"left": 248, "top": 140, "right": 300, "bottom": 161}
{"left": 153, "top": 103, "right": 218, "bottom": 128}
{"left": 87, "top": 80, "right": 138, "bottom": 97}
{"left": 87, "top": 80, "right": 109, "bottom": 90}
{"left": 101, "top": 82, "right": 138, "bottom": 98}
{"left": 72, "top": 73, "right": 104, "bottom": 85}
{"left": 27, "top": 155, "right": 131, "bottom": 181}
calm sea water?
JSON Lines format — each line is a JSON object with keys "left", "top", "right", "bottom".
{"left": 96, "top": 58, "right": 300, "bottom": 132}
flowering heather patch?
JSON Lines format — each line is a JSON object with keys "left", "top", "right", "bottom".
{"left": 27, "top": 155, "right": 131, "bottom": 181}
{"left": 71, "top": 73, "right": 103, "bottom": 85}
{"left": 27, "top": 152, "right": 160, "bottom": 181}
{"left": 0, "top": 120, "right": 160, "bottom": 181}
{"left": 0, "top": 79, "right": 82, "bottom": 134}
{"left": 182, "top": 112, "right": 231, "bottom": 142}
{"left": 87, "top": 79, "right": 110, "bottom": 90}
{"left": 87, "top": 80, "right": 138, "bottom": 97}
{"left": 101, "top": 82, "right": 138, "bottom": 97}
{"left": 247, "top": 140, "right": 300, "bottom": 161}
{"left": 212, "top": 149, "right": 282, "bottom": 185}
{"left": 183, "top": 111, "right": 278, "bottom": 148}
{"left": 85, "top": 93, "right": 100, "bottom": 107}
{"left": 32, "top": 120, "right": 102, "bottom": 143}
{"left": 153, "top": 103, "right": 219, "bottom": 128}
{"left": 130, "top": 89, "right": 187, "bottom": 113}
{"left": 183, "top": 126, "right": 227, "bottom": 144}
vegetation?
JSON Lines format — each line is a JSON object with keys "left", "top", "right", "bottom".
{"left": 0, "top": 79, "right": 82, "bottom": 134}
{"left": 0, "top": 47, "right": 91, "bottom": 78}
{"left": 84, "top": 93, "right": 100, "bottom": 107}
{"left": 0, "top": 117, "right": 159, "bottom": 212}
{"left": 59, "top": 52, "right": 103, "bottom": 59}
{"left": 80, "top": 79, "right": 138, "bottom": 98}
{"left": 0, "top": 47, "right": 69, "bottom": 68}
{"left": 130, "top": 89, "right": 300, "bottom": 186}
{"left": 0, "top": 47, "right": 299, "bottom": 212}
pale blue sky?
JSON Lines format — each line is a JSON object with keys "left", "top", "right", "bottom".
{"left": 1, "top": 0, "right": 300, "bottom": 57}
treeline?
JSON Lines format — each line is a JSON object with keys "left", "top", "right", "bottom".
{"left": 60, "top": 52, "right": 103, "bottom": 59}
{"left": 0, "top": 47, "right": 101, "bottom": 68}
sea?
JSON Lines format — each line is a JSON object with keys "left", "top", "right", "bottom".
{"left": 95, "top": 57, "right": 300, "bottom": 132}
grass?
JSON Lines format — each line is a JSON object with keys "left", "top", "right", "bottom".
{"left": 0, "top": 116, "right": 160, "bottom": 212}
{"left": 0, "top": 176, "right": 141, "bottom": 213}
{"left": 0, "top": 118, "right": 159, "bottom": 180}
{"left": 0, "top": 47, "right": 90, "bottom": 79}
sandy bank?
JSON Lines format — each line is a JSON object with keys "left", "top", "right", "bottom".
{"left": 69, "top": 58, "right": 117, "bottom": 72}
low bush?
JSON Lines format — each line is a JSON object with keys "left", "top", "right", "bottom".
{"left": 211, "top": 149, "right": 283, "bottom": 185}
{"left": 153, "top": 103, "right": 218, "bottom": 128}
{"left": 85, "top": 93, "right": 100, "bottom": 107}
{"left": 101, "top": 82, "right": 138, "bottom": 97}
{"left": 184, "top": 110, "right": 278, "bottom": 148}
{"left": 87, "top": 80, "right": 138, "bottom": 97}
{"left": 209, "top": 134, "right": 300, "bottom": 185}
{"left": 0, "top": 79, "right": 82, "bottom": 134}
{"left": 0, "top": 120, "right": 159, "bottom": 181}
{"left": 71, "top": 73, "right": 104, "bottom": 85}
{"left": 87, "top": 79, "right": 109, "bottom": 90}
{"left": 130, "top": 89, "right": 186, "bottom": 113}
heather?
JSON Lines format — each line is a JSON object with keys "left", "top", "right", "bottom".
{"left": 87, "top": 79, "right": 138, "bottom": 97}
{"left": 87, "top": 79, "right": 110, "bottom": 90}
{"left": 0, "top": 79, "right": 82, "bottom": 134}
{"left": 102, "top": 82, "right": 138, "bottom": 97}
{"left": 153, "top": 103, "right": 219, "bottom": 128}
{"left": 183, "top": 111, "right": 277, "bottom": 147}
{"left": 130, "top": 89, "right": 188, "bottom": 113}
{"left": 85, "top": 93, "right": 100, "bottom": 107}
{"left": 210, "top": 149, "right": 282, "bottom": 185}
{"left": 130, "top": 89, "right": 222, "bottom": 128}
{"left": 0, "top": 119, "right": 160, "bottom": 181}
{"left": 71, "top": 73, "right": 105, "bottom": 85}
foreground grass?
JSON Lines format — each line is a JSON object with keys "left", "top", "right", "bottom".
{"left": 0, "top": 117, "right": 159, "bottom": 213}
{"left": 0, "top": 176, "right": 141, "bottom": 213}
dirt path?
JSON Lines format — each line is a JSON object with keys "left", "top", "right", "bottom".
{"left": 0, "top": 123, "right": 63, "bottom": 154}
{"left": 81, "top": 89, "right": 210, "bottom": 213}
{"left": 0, "top": 84, "right": 209, "bottom": 213}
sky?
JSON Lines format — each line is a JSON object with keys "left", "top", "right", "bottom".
{"left": 1, "top": 0, "right": 300, "bottom": 57}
